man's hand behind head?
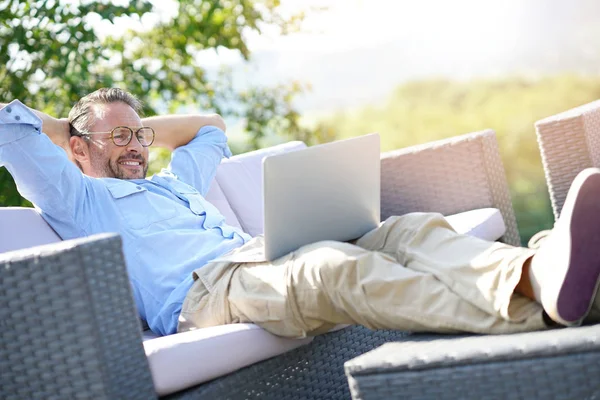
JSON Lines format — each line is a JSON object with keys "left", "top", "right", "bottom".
{"left": 56, "top": 118, "right": 75, "bottom": 161}
{"left": 38, "top": 113, "right": 73, "bottom": 161}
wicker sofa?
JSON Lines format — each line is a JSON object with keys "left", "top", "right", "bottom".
{"left": 4, "top": 129, "right": 598, "bottom": 399}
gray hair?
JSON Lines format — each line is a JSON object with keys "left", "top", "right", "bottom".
{"left": 68, "top": 88, "right": 143, "bottom": 136}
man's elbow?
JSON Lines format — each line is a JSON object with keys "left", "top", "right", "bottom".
{"left": 208, "top": 114, "right": 226, "bottom": 132}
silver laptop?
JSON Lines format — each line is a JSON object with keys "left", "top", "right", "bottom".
{"left": 263, "top": 133, "right": 380, "bottom": 260}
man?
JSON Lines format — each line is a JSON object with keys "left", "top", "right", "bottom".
{"left": 1, "top": 88, "right": 599, "bottom": 338}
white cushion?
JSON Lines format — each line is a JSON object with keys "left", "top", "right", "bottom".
{"left": 0, "top": 207, "right": 61, "bottom": 253}
{"left": 204, "top": 179, "right": 244, "bottom": 231}
{"left": 445, "top": 208, "right": 506, "bottom": 241}
{"left": 215, "top": 141, "right": 307, "bottom": 236}
{"left": 143, "top": 323, "right": 313, "bottom": 396}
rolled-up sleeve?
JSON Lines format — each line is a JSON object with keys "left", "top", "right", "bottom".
{"left": 0, "top": 101, "right": 42, "bottom": 143}
{"left": 0, "top": 100, "right": 91, "bottom": 237}
{"left": 166, "top": 125, "right": 232, "bottom": 196}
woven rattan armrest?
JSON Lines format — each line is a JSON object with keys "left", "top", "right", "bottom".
{"left": 0, "top": 234, "right": 157, "bottom": 400}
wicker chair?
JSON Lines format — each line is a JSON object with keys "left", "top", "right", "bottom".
{"left": 535, "top": 99, "right": 600, "bottom": 219}
{"left": 6, "top": 129, "right": 594, "bottom": 400}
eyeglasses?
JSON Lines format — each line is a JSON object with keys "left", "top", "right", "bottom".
{"left": 78, "top": 126, "right": 155, "bottom": 147}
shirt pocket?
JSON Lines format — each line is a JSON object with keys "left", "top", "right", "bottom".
{"left": 107, "top": 183, "right": 177, "bottom": 230}
{"left": 184, "top": 191, "right": 226, "bottom": 229}
{"left": 167, "top": 180, "right": 223, "bottom": 228}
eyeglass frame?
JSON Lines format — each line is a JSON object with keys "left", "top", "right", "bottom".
{"left": 75, "top": 126, "right": 156, "bottom": 147}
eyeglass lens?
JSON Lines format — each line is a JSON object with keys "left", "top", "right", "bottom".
{"left": 112, "top": 127, "right": 154, "bottom": 146}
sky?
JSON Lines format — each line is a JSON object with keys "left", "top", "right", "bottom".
{"left": 197, "top": 0, "right": 530, "bottom": 115}
{"left": 255, "top": 1, "right": 521, "bottom": 52}
{"left": 89, "top": 0, "right": 600, "bottom": 117}
{"left": 199, "top": 0, "right": 526, "bottom": 67}
{"left": 96, "top": 0, "right": 528, "bottom": 67}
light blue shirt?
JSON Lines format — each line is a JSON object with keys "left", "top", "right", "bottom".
{"left": 0, "top": 100, "right": 251, "bottom": 336}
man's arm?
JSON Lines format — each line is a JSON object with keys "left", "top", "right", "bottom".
{"left": 0, "top": 100, "right": 91, "bottom": 238}
{"left": 0, "top": 102, "right": 72, "bottom": 157}
{"left": 143, "top": 114, "right": 226, "bottom": 151}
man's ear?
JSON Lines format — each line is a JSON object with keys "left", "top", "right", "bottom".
{"left": 70, "top": 136, "right": 88, "bottom": 164}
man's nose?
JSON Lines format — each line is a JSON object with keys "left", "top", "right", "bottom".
{"left": 126, "top": 135, "right": 144, "bottom": 152}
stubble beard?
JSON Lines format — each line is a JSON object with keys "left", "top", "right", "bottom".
{"left": 108, "top": 159, "right": 148, "bottom": 180}
{"left": 90, "top": 152, "right": 148, "bottom": 180}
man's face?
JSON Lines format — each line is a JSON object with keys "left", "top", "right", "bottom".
{"left": 84, "top": 102, "right": 149, "bottom": 180}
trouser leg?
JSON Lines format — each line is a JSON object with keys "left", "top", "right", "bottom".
{"left": 355, "top": 213, "right": 543, "bottom": 323}
{"left": 179, "top": 215, "right": 546, "bottom": 338}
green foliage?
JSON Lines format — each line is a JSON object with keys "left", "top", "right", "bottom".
{"left": 0, "top": 0, "right": 311, "bottom": 202}
{"left": 318, "top": 74, "right": 600, "bottom": 244}
{"left": 0, "top": 167, "right": 31, "bottom": 206}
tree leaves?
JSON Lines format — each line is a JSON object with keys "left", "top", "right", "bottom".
{"left": 0, "top": 0, "right": 318, "bottom": 206}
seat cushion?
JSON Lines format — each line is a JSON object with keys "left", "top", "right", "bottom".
{"left": 143, "top": 323, "right": 313, "bottom": 396}
{"left": 215, "top": 141, "right": 307, "bottom": 236}
{"left": 445, "top": 208, "right": 506, "bottom": 241}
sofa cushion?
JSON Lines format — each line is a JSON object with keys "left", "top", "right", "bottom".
{"left": 445, "top": 208, "right": 506, "bottom": 241}
{"left": 215, "top": 141, "right": 307, "bottom": 236}
{"left": 0, "top": 207, "right": 61, "bottom": 253}
{"left": 204, "top": 178, "right": 243, "bottom": 231}
{"left": 143, "top": 323, "right": 313, "bottom": 396}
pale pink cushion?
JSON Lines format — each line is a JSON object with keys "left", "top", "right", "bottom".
{"left": 204, "top": 179, "right": 243, "bottom": 231}
{"left": 215, "top": 141, "right": 307, "bottom": 236}
{"left": 0, "top": 207, "right": 61, "bottom": 253}
{"left": 143, "top": 323, "right": 313, "bottom": 396}
{"left": 445, "top": 208, "right": 506, "bottom": 241}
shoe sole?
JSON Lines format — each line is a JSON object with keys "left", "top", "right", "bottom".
{"left": 556, "top": 171, "right": 600, "bottom": 324}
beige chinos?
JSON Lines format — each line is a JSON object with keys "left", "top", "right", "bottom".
{"left": 178, "top": 213, "right": 547, "bottom": 338}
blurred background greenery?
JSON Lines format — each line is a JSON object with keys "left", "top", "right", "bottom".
{"left": 317, "top": 76, "right": 600, "bottom": 241}
{"left": 2, "top": 0, "right": 600, "bottom": 245}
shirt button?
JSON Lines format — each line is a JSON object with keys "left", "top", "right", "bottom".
{"left": 15, "top": 115, "right": 20, "bottom": 121}
{"left": 136, "top": 185, "right": 142, "bottom": 190}
{"left": 6, "top": 106, "right": 11, "bottom": 113}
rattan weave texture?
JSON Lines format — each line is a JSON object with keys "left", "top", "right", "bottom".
{"left": 345, "top": 324, "right": 600, "bottom": 400}
{"left": 167, "top": 326, "right": 412, "bottom": 400}
{"left": 380, "top": 130, "right": 520, "bottom": 246}
{"left": 0, "top": 234, "right": 156, "bottom": 400}
{"left": 535, "top": 99, "right": 600, "bottom": 219}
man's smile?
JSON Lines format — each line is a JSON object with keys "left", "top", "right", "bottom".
{"left": 120, "top": 160, "right": 143, "bottom": 166}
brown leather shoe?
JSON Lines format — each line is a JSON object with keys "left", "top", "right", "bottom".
{"left": 532, "top": 168, "right": 600, "bottom": 326}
